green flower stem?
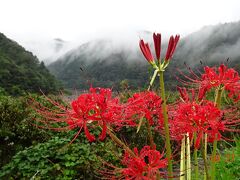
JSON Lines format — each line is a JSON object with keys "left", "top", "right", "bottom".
{"left": 146, "top": 119, "right": 155, "bottom": 149}
{"left": 214, "top": 87, "right": 223, "bottom": 109}
{"left": 108, "top": 128, "right": 161, "bottom": 180}
{"left": 180, "top": 136, "right": 186, "bottom": 180}
{"left": 201, "top": 141, "right": 210, "bottom": 180}
{"left": 159, "top": 70, "right": 173, "bottom": 178}
{"left": 146, "top": 68, "right": 160, "bottom": 179}
{"left": 148, "top": 69, "right": 159, "bottom": 91}
{"left": 193, "top": 133, "right": 199, "bottom": 180}
{"left": 156, "top": 172, "right": 161, "bottom": 180}
{"left": 210, "top": 139, "right": 217, "bottom": 180}
{"left": 204, "top": 133, "right": 208, "bottom": 180}
{"left": 146, "top": 118, "right": 161, "bottom": 180}
{"left": 211, "top": 87, "right": 223, "bottom": 180}
{"left": 186, "top": 133, "right": 191, "bottom": 180}
{"left": 107, "top": 128, "right": 136, "bottom": 158}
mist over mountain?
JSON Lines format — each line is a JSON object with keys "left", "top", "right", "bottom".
{"left": 18, "top": 38, "right": 75, "bottom": 65}
{"left": 48, "top": 21, "right": 240, "bottom": 90}
{"left": 175, "top": 21, "right": 240, "bottom": 67}
{"left": 48, "top": 39, "right": 151, "bottom": 89}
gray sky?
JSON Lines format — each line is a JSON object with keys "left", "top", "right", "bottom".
{"left": 1, "top": 0, "right": 240, "bottom": 61}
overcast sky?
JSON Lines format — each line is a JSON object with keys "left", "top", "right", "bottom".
{"left": 0, "top": 0, "right": 240, "bottom": 61}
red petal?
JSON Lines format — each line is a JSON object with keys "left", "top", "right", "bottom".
{"left": 169, "top": 35, "right": 180, "bottom": 58}
{"left": 165, "top": 36, "right": 174, "bottom": 60}
{"left": 99, "top": 122, "right": 107, "bottom": 141}
{"left": 153, "top": 33, "right": 161, "bottom": 60}
{"left": 145, "top": 43, "right": 154, "bottom": 62}
{"left": 139, "top": 39, "right": 154, "bottom": 63}
{"left": 84, "top": 123, "right": 96, "bottom": 142}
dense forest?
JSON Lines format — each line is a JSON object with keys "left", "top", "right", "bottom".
{"left": 0, "top": 33, "right": 62, "bottom": 96}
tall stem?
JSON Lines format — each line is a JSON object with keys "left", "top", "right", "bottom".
{"left": 146, "top": 69, "right": 158, "bottom": 149}
{"left": 201, "top": 142, "right": 210, "bottom": 180}
{"left": 180, "top": 136, "right": 186, "bottom": 180}
{"left": 159, "top": 70, "right": 173, "bottom": 178}
{"left": 108, "top": 128, "right": 161, "bottom": 180}
{"left": 186, "top": 133, "right": 191, "bottom": 180}
{"left": 193, "top": 133, "right": 199, "bottom": 180}
{"left": 210, "top": 140, "right": 217, "bottom": 180}
{"left": 148, "top": 69, "right": 159, "bottom": 91}
{"left": 107, "top": 128, "right": 136, "bottom": 158}
{"left": 211, "top": 87, "right": 223, "bottom": 180}
{"left": 204, "top": 133, "right": 208, "bottom": 180}
{"left": 146, "top": 119, "right": 155, "bottom": 149}
{"left": 214, "top": 87, "right": 223, "bottom": 109}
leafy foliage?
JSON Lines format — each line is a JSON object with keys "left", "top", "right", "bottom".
{"left": 215, "top": 139, "right": 240, "bottom": 179}
{"left": 0, "top": 95, "right": 50, "bottom": 167}
{"left": 0, "top": 134, "right": 121, "bottom": 179}
{"left": 0, "top": 93, "right": 122, "bottom": 179}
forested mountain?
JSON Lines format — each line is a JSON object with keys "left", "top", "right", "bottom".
{"left": 175, "top": 21, "right": 240, "bottom": 67}
{"left": 0, "top": 33, "right": 62, "bottom": 95}
{"left": 48, "top": 40, "right": 150, "bottom": 90}
{"left": 48, "top": 21, "right": 240, "bottom": 90}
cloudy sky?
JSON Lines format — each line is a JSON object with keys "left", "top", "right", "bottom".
{"left": 0, "top": 0, "right": 240, "bottom": 61}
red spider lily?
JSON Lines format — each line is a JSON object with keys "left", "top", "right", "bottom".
{"left": 140, "top": 33, "right": 180, "bottom": 66}
{"left": 123, "top": 91, "right": 163, "bottom": 127}
{"left": 177, "top": 87, "right": 195, "bottom": 102}
{"left": 165, "top": 35, "right": 180, "bottom": 61}
{"left": 139, "top": 39, "right": 155, "bottom": 64}
{"left": 153, "top": 33, "right": 161, "bottom": 60}
{"left": 120, "top": 146, "right": 168, "bottom": 179}
{"left": 169, "top": 100, "right": 240, "bottom": 149}
{"left": 177, "top": 86, "right": 207, "bottom": 102}
{"left": 202, "top": 64, "right": 240, "bottom": 101}
{"left": 31, "top": 87, "right": 122, "bottom": 142}
{"left": 178, "top": 64, "right": 240, "bottom": 101}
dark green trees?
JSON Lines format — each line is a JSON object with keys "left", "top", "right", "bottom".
{"left": 0, "top": 33, "right": 62, "bottom": 95}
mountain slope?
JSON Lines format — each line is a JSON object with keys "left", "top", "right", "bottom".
{"left": 48, "top": 21, "right": 240, "bottom": 90}
{"left": 175, "top": 21, "right": 240, "bottom": 67}
{"left": 0, "top": 33, "right": 61, "bottom": 95}
{"left": 48, "top": 40, "right": 150, "bottom": 89}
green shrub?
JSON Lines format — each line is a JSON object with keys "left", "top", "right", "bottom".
{"left": 216, "top": 139, "right": 240, "bottom": 179}
{"left": 0, "top": 95, "right": 50, "bottom": 167}
{"left": 0, "top": 134, "right": 121, "bottom": 179}
{"left": 0, "top": 94, "right": 123, "bottom": 179}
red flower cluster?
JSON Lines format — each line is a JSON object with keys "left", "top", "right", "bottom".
{"left": 32, "top": 87, "right": 122, "bottom": 142}
{"left": 169, "top": 99, "right": 239, "bottom": 149}
{"left": 121, "top": 146, "right": 168, "bottom": 179}
{"left": 177, "top": 86, "right": 208, "bottom": 102}
{"left": 201, "top": 64, "right": 240, "bottom": 100}
{"left": 139, "top": 33, "right": 180, "bottom": 65}
{"left": 67, "top": 87, "right": 122, "bottom": 142}
{"left": 32, "top": 88, "right": 165, "bottom": 142}
{"left": 125, "top": 91, "right": 163, "bottom": 127}
{"left": 180, "top": 64, "right": 240, "bottom": 101}
{"left": 170, "top": 101, "right": 222, "bottom": 147}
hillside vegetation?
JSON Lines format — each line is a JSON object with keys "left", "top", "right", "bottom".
{"left": 0, "top": 33, "right": 61, "bottom": 95}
